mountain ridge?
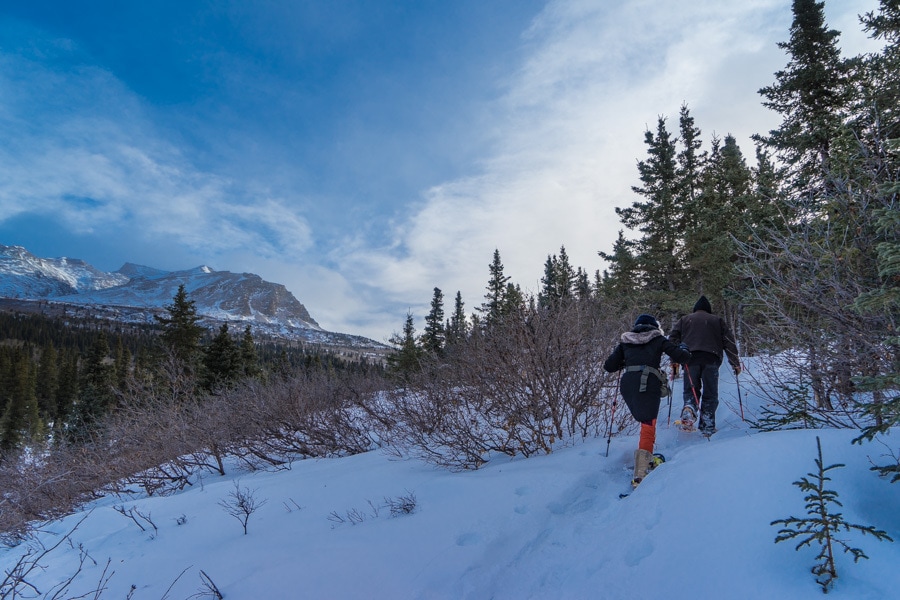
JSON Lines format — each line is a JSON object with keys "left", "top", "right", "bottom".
{"left": 0, "top": 244, "right": 387, "bottom": 351}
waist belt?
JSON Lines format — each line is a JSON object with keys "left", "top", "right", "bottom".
{"left": 625, "top": 365, "right": 667, "bottom": 393}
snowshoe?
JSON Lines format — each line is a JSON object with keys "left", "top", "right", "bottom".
{"left": 674, "top": 405, "right": 696, "bottom": 432}
{"left": 699, "top": 426, "right": 716, "bottom": 439}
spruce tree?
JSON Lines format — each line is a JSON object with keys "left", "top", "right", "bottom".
{"left": 156, "top": 284, "right": 205, "bottom": 364}
{"left": 538, "top": 254, "right": 559, "bottom": 309}
{"left": 69, "top": 333, "right": 115, "bottom": 441}
{"left": 614, "top": 115, "right": 688, "bottom": 315}
{"left": 55, "top": 350, "right": 79, "bottom": 437}
{"left": 502, "top": 282, "right": 526, "bottom": 317}
{"left": 540, "top": 246, "right": 577, "bottom": 309}
{"left": 755, "top": 0, "right": 849, "bottom": 209}
{"left": 386, "top": 312, "right": 423, "bottom": 380}
{"left": 772, "top": 437, "right": 893, "bottom": 592}
{"left": 749, "top": 145, "right": 785, "bottom": 229}
{"left": 35, "top": 342, "right": 59, "bottom": 422}
{"left": 676, "top": 103, "right": 705, "bottom": 220}
{"left": 852, "top": 195, "right": 900, "bottom": 481}
{"left": 847, "top": 0, "right": 900, "bottom": 478}
{"left": 239, "top": 325, "right": 261, "bottom": 379}
{"left": 685, "top": 134, "right": 754, "bottom": 308}
{"left": 0, "top": 350, "right": 41, "bottom": 451}
{"left": 574, "top": 267, "right": 592, "bottom": 301}
{"left": 113, "top": 337, "right": 130, "bottom": 390}
{"left": 598, "top": 231, "right": 642, "bottom": 311}
{"left": 203, "top": 324, "right": 240, "bottom": 391}
{"left": 421, "top": 287, "right": 446, "bottom": 356}
{"left": 479, "top": 249, "right": 511, "bottom": 327}
{"left": 555, "top": 246, "right": 576, "bottom": 302}
{"left": 445, "top": 291, "right": 469, "bottom": 347}
{"left": 738, "top": 0, "right": 900, "bottom": 419}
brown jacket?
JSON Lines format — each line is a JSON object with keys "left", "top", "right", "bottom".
{"left": 669, "top": 309, "right": 739, "bottom": 369}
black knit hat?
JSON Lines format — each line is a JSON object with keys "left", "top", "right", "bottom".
{"left": 693, "top": 295, "right": 712, "bottom": 313}
{"left": 633, "top": 314, "right": 659, "bottom": 329}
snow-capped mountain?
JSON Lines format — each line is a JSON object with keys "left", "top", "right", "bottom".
{"left": 0, "top": 244, "right": 385, "bottom": 350}
{"left": 57, "top": 264, "right": 321, "bottom": 331}
{"left": 0, "top": 244, "right": 129, "bottom": 298}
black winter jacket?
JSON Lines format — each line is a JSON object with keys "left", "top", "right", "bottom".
{"left": 604, "top": 326, "right": 691, "bottom": 423}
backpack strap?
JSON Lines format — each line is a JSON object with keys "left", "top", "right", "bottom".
{"left": 625, "top": 365, "right": 667, "bottom": 394}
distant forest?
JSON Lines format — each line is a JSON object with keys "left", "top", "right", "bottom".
{"left": 0, "top": 296, "right": 381, "bottom": 451}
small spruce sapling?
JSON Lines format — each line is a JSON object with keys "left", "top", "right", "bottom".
{"left": 771, "top": 436, "right": 893, "bottom": 593}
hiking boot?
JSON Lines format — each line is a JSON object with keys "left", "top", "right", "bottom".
{"left": 633, "top": 449, "right": 653, "bottom": 486}
{"left": 699, "top": 411, "right": 716, "bottom": 435}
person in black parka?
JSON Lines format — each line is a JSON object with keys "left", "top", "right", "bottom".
{"left": 604, "top": 314, "right": 691, "bottom": 487}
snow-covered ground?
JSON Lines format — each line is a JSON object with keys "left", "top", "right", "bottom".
{"left": 3, "top": 358, "right": 899, "bottom": 599}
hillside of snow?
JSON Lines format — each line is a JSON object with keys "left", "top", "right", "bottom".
{"left": 2, "top": 358, "right": 898, "bottom": 599}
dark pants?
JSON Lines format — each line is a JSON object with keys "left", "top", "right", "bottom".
{"left": 682, "top": 363, "right": 719, "bottom": 431}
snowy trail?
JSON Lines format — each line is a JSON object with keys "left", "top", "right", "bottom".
{"left": 2, "top": 360, "right": 899, "bottom": 599}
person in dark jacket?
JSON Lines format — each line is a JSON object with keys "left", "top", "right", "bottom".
{"left": 604, "top": 314, "right": 691, "bottom": 487}
{"left": 668, "top": 295, "right": 741, "bottom": 435}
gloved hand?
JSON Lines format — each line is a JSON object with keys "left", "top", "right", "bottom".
{"left": 734, "top": 365, "right": 742, "bottom": 376}
{"left": 678, "top": 343, "right": 689, "bottom": 352}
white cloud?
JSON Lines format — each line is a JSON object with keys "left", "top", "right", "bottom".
{"left": 334, "top": 0, "right": 878, "bottom": 335}
{"left": 0, "top": 43, "right": 314, "bottom": 262}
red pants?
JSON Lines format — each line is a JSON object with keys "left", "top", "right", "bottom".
{"left": 639, "top": 419, "right": 657, "bottom": 453}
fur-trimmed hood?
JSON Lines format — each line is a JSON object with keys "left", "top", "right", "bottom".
{"left": 620, "top": 329, "right": 663, "bottom": 345}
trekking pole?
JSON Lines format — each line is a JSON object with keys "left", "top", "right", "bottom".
{"left": 605, "top": 397, "right": 618, "bottom": 458}
{"left": 683, "top": 364, "right": 701, "bottom": 414}
{"left": 730, "top": 307, "right": 745, "bottom": 422}
{"left": 666, "top": 364, "right": 675, "bottom": 427}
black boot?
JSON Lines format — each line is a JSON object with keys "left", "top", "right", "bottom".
{"left": 699, "top": 410, "right": 716, "bottom": 436}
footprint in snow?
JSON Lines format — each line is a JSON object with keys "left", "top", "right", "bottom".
{"left": 456, "top": 532, "right": 482, "bottom": 546}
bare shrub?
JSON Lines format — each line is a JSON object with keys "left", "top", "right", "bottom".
{"left": 2, "top": 350, "right": 389, "bottom": 540}
{"left": 378, "top": 302, "right": 625, "bottom": 469}
{"left": 192, "top": 570, "right": 224, "bottom": 600}
{"left": 747, "top": 351, "right": 864, "bottom": 431}
{"left": 226, "top": 370, "right": 384, "bottom": 470}
{"left": 113, "top": 505, "right": 158, "bottom": 535}
{"left": 218, "top": 481, "right": 267, "bottom": 535}
{"left": 328, "top": 492, "right": 416, "bottom": 528}
{"left": 736, "top": 184, "right": 896, "bottom": 419}
{"left": 0, "top": 443, "right": 108, "bottom": 543}
{"left": 0, "top": 514, "right": 113, "bottom": 600}
{"left": 99, "top": 355, "right": 213, "bottom": 496}
{"left": 384, "top": 491, "right": 417, "bottom": 517}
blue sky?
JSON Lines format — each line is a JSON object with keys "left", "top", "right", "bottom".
{"left": 0, "top": 0, "right": 880, "bottom": 341}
